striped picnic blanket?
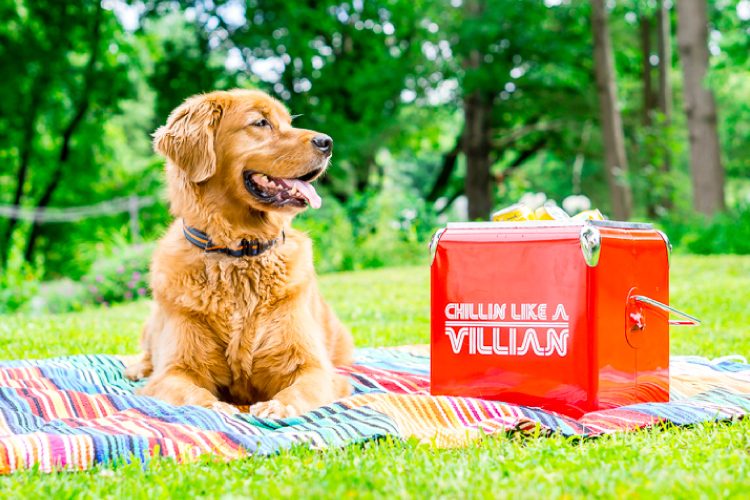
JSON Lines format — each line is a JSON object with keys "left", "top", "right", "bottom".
{"left": 1, "top": 346, "right": 750, "bottom": 474}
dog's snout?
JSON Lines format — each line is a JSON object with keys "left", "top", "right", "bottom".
{"left": 311, "top": 134, "right": 333, "bottom": 154}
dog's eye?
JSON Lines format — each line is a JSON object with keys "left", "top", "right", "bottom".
{"left": 252, "top": 118, "right": 271, "bottom": 128}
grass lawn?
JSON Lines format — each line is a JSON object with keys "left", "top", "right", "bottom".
{"left": 1, "top": 254, "right": 750, "bottom": 497}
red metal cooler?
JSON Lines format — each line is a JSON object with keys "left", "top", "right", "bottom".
{"left": 430, "top": 220, "right": 699, "bottom": 418}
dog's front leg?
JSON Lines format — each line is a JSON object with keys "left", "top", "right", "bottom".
{"left": 138, "top": 367, "right": 236, "bottom": 414}
{"left": 124, "top": 304, "right": 163, "bottom": 381}
{"left": 136, "top": 311, "right": 237, "bottom": 414}
{"left": 248, "top": 306, "right": 351, "bottom": 420}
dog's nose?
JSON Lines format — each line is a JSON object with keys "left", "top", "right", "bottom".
{"left": 311, "top": 134, "right": 333, "bottom": 154}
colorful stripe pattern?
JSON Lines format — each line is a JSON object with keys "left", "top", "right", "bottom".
{"left": 1, "top": 348, "right": 749, "bottom": 473}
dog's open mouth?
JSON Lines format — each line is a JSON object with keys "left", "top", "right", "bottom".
{"left": 244, "top": 170, "right": 323, "bottom": 209}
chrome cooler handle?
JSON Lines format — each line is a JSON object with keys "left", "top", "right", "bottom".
{"left": 630, "top": 295, "right": 701, "bottom": 326}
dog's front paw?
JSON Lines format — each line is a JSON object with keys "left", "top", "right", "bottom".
{"left": 210, "top": 401, "right": 240, "bottom": 415}
{"left": 124, "top": 356, "right": 153, "bottom": 381}
{"left": 248, "top": 399, "right": 297, "bottom": 419}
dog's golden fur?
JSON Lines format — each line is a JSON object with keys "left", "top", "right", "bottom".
{"left": 125, "top": 89, "right": 354, "bottom": 418}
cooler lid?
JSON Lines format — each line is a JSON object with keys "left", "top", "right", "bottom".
{"left": 431, "top": 220, "right": 669, "bottom": 268}
{"left": 445, "top": 220, "right": 654, "bottom": 230}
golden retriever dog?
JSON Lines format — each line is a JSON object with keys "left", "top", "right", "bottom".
{"left": 124, "top": 89, "right": 354, "bottom": 418}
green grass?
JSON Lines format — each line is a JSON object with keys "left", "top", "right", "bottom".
{"left": 1, "top": 255, "right": 750, "bottom": 498}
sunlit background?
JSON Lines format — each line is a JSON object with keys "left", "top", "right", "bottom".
{"left": 0, "top": 0, "right": 749, "bottom": 314}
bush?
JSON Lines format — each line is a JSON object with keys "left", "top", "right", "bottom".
{"left": 1, "top": 187, "right": 436, "bottom": 314}
{"left": 81, "top": 243, "right": 154, "bottom": 307}
{"left": 0, "top": 242, "right": 153, "bottom": 315}
{"left": 27, "top": 279, "right": 90, "bottom": 314}
{"left": 295, "top": 188, "right": 433, "bottom": 272}
{"left": 0, "top": 261, "right": 40, "bottom": 314}
{"left": 0, "top": 239, "right": 43, "bottom": 314}
{"left": 660, "top": 204, "right": 750, "bottom": 255}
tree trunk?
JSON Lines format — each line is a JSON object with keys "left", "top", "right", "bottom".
{"left": 656, "top": 0, "right": 674, "bottom": 210}
{"left": 24, "top": 97, "right": 92, "bottom": 262}
{"left": 640, "top": 13, "right": 655, "bottom": 217}
{"left": 23, "top": 168, "right": 65, "bottom": 262}
{"left": 640, "top": 16, "right": 655, "bottom": 127}
{"left": 0, "top": 82, "right": 43, "bottom": 268}
{"left": 462, "top": 0, "right": 493, "bottom": 221}
{"left": 592, "top": 0, "right": 632, "bottom": 220}
{"left": 676, "top": 0, "right": 725, "bottom": 215}
{"left": 657, "top": 0, "right": 672, "bottom": 132}
{"left": 426, "top": 134, "right": 462, "bottom": 202}
{"left": 354, "top": 155, "right": 375, "bottom": 194}
{"left": 463, "top": 89, "right": 493, "bottom": 220}
{"left": 24, "top": 4, "right": 102, "bottom": 262}
{"left": 0, "top": 71, "right": 50, "bottom": 266}
{"left": 641, "top": 13, "right": 664, "bottom": 217}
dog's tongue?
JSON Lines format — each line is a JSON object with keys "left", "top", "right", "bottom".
{"left": 289, "top": 179, "right": 322, "bottom": 209}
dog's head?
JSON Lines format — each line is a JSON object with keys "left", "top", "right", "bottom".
{"left": 154, "top": 89, "right": 331, "bottom": 233}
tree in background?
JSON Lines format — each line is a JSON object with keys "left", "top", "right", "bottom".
{"left": 676, "top": 0, "right": 725, "bottom": 215}
{"left": 166, "top": 0, "right": 598, "bottom": 220}
{"left": 708, "top": 0, "right": 750, "bottom": 202}
{"left": 0, "top": 1, "right": 135, "bottom": 269}
{"left": 143, "top": 11, "right": 232, "bottom": 130}
{"left": 191, "top": 0, "right": 429, "bottom": 203}
{"left": 656, "top": 0, "right": 673, "bottom": 209}
{"left": 426, "top": 0, "right": 594, "bottom": 219}
{"left": 1, "top": 0, "right": 748, "bottom": 283}
{"left": 461, "top": 0, "right": 493, "bottom": 220}
{"left": 628, "top": 0, "right": 674, "bottom": 217}
{"left": 591, "top": 0, "right": 633, "bottom": 220}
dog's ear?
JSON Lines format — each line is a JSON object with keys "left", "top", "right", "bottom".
{"left": 153, "top": 96, "right": 223, "bottom": 183}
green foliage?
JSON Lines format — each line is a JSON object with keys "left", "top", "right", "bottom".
{"left": 28, "top": 279, "right": 90, "bottom": 315}
{"left": 1, "top": 0, "right": 749, "bottom": 284}
{"left": 0, "top": 0, "right": 145, "bottom": 276}
{"left": 661, "top": 204, "right": 750, "bottom": 255}
{"left": 295, "top": 187, "right": 433, "bottom": 272}
{"left": 141, "top": 8, "right": 236, "bottom": 127}
{"left": 81, "top": 243, "right": 154, "bottom": 308}
{"left": 0, "top": 250, "right": 40, "bottom": 314}
{"left": 188, "top": 0, "right": 434, "bottom": 200}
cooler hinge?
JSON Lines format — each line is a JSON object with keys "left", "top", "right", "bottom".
{"left": 429, "top": 227, "right": 447, "bottom": 264}
{"left": 579, "top": 223, "right": 602, "bottom": 267}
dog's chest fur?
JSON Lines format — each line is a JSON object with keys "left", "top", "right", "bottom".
{"left": 197, "top": 254, "right": 294, "bottom": 402}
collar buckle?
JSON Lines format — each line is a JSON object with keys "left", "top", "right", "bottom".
{"left": 242, "top": 239, "right": 262, "bottom": 257}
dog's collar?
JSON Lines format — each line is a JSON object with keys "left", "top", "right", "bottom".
{"left": 183, "top": 222, "right": 284, "bottom": 257}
